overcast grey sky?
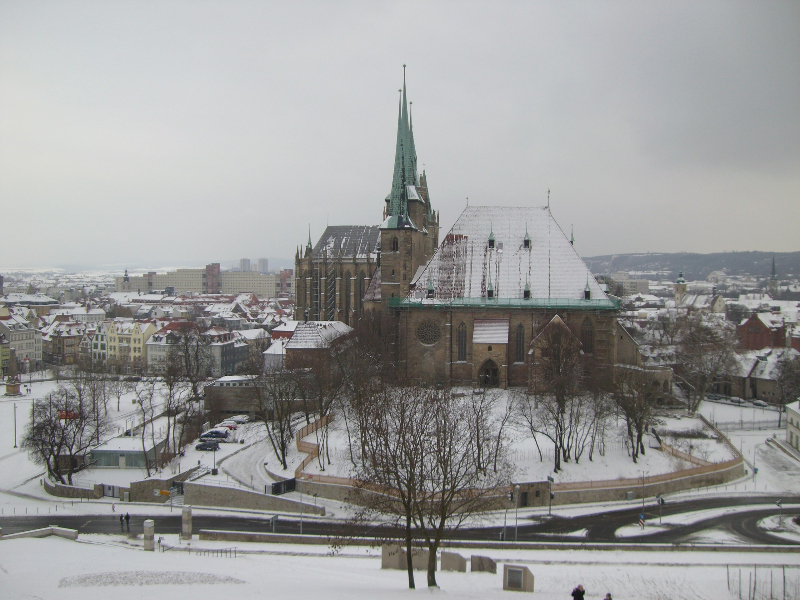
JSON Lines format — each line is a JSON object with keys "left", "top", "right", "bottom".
{"left": 1, "top": 1, "right": 798, "bottom": 270}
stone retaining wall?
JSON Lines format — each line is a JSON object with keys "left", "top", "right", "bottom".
{"left": 43, "top": 478, "right": 103, "bottom": 500}
{"left": 184, "top": 482, "right": 324, "bottom": 515}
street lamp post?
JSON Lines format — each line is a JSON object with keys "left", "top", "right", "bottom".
{"left": 640, "top": 471, "right": 648, "bottom": 512}
{"left": 514, "top": 484, "right": 520, "bottom": 542}
{"left": 547, "top": 475, "right": 554, "bottom": 517}
{"left": 13, "top": 403, "right": 18, "bottom": 448}
{"left": 777, "top": 500, "right": 783, "bottom": 528}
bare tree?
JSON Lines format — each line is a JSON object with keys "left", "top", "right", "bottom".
{"left": 676, "top": 315, "right": 737, "bottom": 414}
{"left": 22, "top": 386, "right": 112, "bottom": 484}
{"left": 411, "top": 389, "right": 512, "bottom": 587}
{"left": 169, "top": 324, "right": 210, "bottom": 401}
{"left": 161, "top": 350, "right": 192, "bottom": 460}
{"left": 775, "top": 352, "right": 800, "bottom": 427}
{"left": 133, "top": 379, "right": 160, "bottom": 476}
{"left": 613, "top": 366, "right": 658, "bottom": 463}
{"left": 107, "top": 376, "right": 131, "bottom": 412}
{"left": 353, "top": 386, "right": 512, "bottom": 588}
{"left": 251, "top": 364, "right": 298, "bottom": 471}
{"left": 524, "top": 318, "right": 585, "bottom": 472}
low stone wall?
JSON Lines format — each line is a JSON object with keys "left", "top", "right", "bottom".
{"left": 184, "top": 482, "right": 324, "bottom": 515}
{"left": 551, "top": 459, "right": 745, "bottom": 505}
{"left": 200, "top": 530, "right": 332, "bottom": 544}
{"left": 0, "top": 526, "right": 79, "bottom": 541}
{"left": 43, "top": 478, "right": 103, "bottom": 500}
{"left": 195, "top": 530, "right": 800, "bottom": 553}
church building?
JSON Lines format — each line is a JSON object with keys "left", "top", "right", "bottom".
{"left": 296, "top": 70, "right": 638, "bottom": 387}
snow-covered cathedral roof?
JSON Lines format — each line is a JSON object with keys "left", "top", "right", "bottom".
{"left": 405, "top": 205, "right": 614, "bottom": 308}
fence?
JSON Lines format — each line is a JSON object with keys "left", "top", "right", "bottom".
{"left": 159, "top": 544, "right": 237, "bottom": 558}
{"left": 727, "top": 565, "right": 800, "bottom": 600}
{"left": 712, "top": 419, "right": 784, "bottom": 432}
{"left": 294, "top": 414, "right": 334, "bottom": 480}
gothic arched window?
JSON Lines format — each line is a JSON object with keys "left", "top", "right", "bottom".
{"left": 392, "top": 237, "right": 399, "bottom": 252}
{"left": 344, "top": 271, "right": 352, "bottom": 325}
{"left": 358, "top": 270, "right": 366, "bottom": 313}
{"left": 515, "top": 323, "right": 525, "bottom": 363}
{"left": 581, "top": 318, "right": 594, "bottom": 354}
{"left": 457, "top": 322, "right": 467, "bottom": 362}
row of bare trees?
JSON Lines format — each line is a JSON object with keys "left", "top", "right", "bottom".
{"left": 23, "top": 330, "right": 209, "bottom": 481}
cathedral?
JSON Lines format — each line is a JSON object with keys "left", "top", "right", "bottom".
{"left": 295, "top": 68, "right": 439, "bottom": 324}
{"left": 295, "top": 70, "right": 638, "bottom": 387}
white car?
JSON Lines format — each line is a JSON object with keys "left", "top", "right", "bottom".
{"left": 230, "top": 415, "right": 250, "bottom": 424}
{"left": 751, "top": 400, "right": 769, "bottom": 408}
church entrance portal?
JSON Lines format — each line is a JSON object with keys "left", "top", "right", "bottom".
{"left": 478, "top": 359, "right": 500, "bottom": 388}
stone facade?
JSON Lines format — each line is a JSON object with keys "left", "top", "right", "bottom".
{"left": 396, "top": 306, "right": 627, "bottom": 389}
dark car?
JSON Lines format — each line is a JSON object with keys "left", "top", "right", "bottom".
{"left": 200, "top": 428, "right": 230, "bottom": 439}
{"left": 196, "top": 441, "right": 220, "bottom": 451}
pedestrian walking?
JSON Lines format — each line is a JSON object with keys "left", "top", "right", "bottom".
{"left": 124, "top": 512, "right": 130, "bottom": 531}
{"left": 571, "top": 584, "right": 585, "bottom": 600}
{"left": 604, "top": 594, "right": 613, "bottom": 600}
{"left": 111, "top": 503, "right": 115, "bottom": 512}
{"left": 119, "top": 515, "right": 124, "bottom": 530}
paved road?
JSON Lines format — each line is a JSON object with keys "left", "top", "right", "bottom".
{"left": 2, "top": 496, "right": 798, "bottom": 546}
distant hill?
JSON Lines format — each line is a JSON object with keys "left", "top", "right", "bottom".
{"left": 583, "top": 251, "right": 800, "bottom": 281}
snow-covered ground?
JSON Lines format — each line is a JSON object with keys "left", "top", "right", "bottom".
{"left": 2, "top": 535, "right": 800, "bottom": 600}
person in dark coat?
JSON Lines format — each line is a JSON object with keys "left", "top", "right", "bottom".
{"left": 604, "top": 594, "right": 613, "bottom": 600}
{"left": 119, "top": 514, "right": 124, "bottom": 530}
{"left": 124, "top": 512, "right": 130, "bottom": 531}
{"left": 571, "top": 584, "right": 585, "bottom": 599}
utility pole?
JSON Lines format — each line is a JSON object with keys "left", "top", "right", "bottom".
{"left": 547, "top": 475, "right": 554, "bottom": 517}
{"left": 514, "top": 484, "right": 520, "bottom": 542}
{"left": 13, "top": 403, "right": 17, "bottom": 448}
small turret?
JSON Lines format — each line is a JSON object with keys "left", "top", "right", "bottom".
{"left": 488, "top": 224, "right": 495, "bottom": 249}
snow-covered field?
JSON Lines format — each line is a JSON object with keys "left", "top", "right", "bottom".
{"left": 2, "top": 535, "right": 800, "bottom": 600}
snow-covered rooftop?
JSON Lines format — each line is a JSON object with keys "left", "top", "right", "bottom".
{"left": 285, "top": 321, "right": 353, "bottom": 349}
{"left": 406, "top": 206, "right": 609, "bottom": 305}
{"left": 311, "top": 225, "right": 380, "bottom": 260}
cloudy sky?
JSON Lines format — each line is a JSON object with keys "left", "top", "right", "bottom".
{"left": 1, "top": 1, "right": 798, "bottom": 270}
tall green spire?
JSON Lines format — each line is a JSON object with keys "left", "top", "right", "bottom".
{"left": 385, "top": 65, "right": 419, "bottom": 229}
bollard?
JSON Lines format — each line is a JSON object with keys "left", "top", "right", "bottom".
{"left": 181, "top": 506, "right": 192, "bottom": 540}
{"left": 143, "top": 519, "right": 155, "bottom": 551}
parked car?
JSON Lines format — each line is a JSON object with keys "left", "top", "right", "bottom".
{"left": 229, "top": 415, "right": 250, "bottom": 424}
{"left": 728, "top": 397, "right": 745, "bottom": 405}
{"left": 200, "top": 428, "right": 229, "bottom": 440}
{"left": 217, "top": 422, "right": 238, "bottom": 430}
{"left": 752, "top": 400, "right": 769, "bottom": 408}
{"left": 195, "top": 441, "right": 220, "bottom": 451}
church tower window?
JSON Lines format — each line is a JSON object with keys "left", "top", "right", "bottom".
{"left": 515, "top": 323, "right": 525, "bottom": 363}
{"left": 392, "top": 237, "right": 399, "bottom": 252}
{"left": 457, "top": 322, "right": 467, "bottom": 361}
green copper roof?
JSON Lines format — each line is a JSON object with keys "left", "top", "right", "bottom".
{"left": 389, "top": 297, "right": 620, "bottom": 310}
{"left": 385, "top": 66, "right": 419, "bottom": 229}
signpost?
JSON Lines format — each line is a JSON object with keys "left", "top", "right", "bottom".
{"left": 547, "top": 476, "right": 554, "bottom": 516}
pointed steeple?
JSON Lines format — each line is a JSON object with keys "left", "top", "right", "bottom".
{"left": 570, "top": 225, "right": 574, "bottom": 246}
{"left": 305, "top": 225, "right": 313, "bottom": 257}
{"left": 385, "top": 65, "right": 419, "bottom": 229}
{"left": 771, "top": 255, "right": 777, "bottom": 280}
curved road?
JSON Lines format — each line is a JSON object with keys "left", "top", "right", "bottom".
{"left": 2, "top": 496, "right": 798, "bottom": 546}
